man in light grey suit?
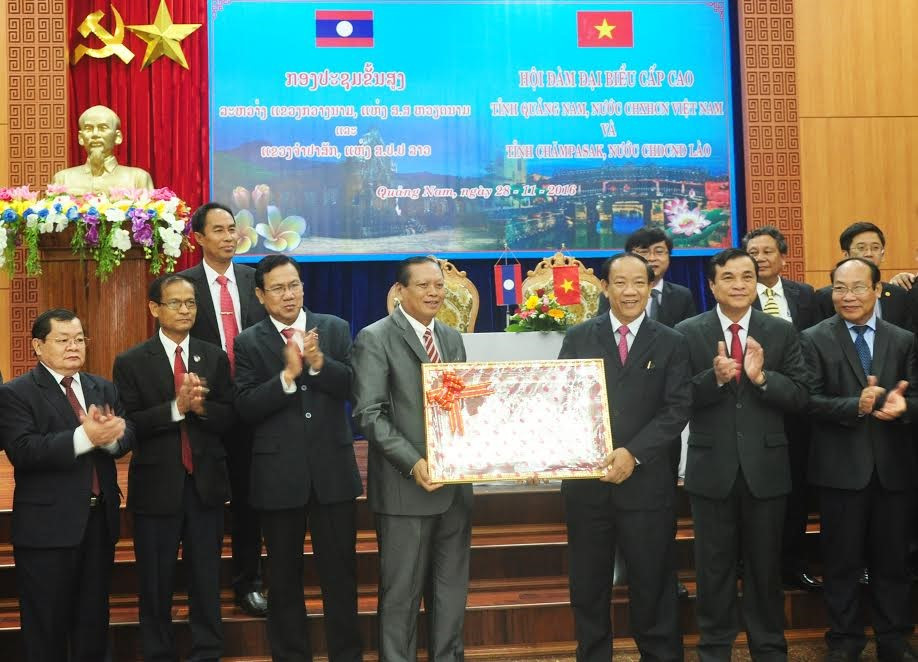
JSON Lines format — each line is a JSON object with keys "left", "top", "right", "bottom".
{"left": 353, "top": 256, "right": 472, "bottom": 662}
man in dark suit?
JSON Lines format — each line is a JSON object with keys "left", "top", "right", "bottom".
{"left": 743, "top": 226, "right": 821, "bottom": 592}
{"left": 676, "top": 249, "right": 809, "bottom": 661}
{"left": 234, "top": 255, "right": 362, "bottom": 662}
{"left": 113, "top": 274, "right": 235, "bottom": 661}
{"left": 352, "top": 256, "right": 472, "bottom": 662}
{"left": 597, "top": 226, "right": 697, "bottom": 327}
{"left": 559, "top": 253, "right": 691, "bottom": 662}
{"left": 178, "top": 201, "right": 268, "bottom": 617}
{"left": 0, "top": 308, "right": 135, "bottom": 661}
{"left": 814, "top": 222, "right": 913, "bottom": 332}
{"left": 802, "top": 257, "right": 918, "bottom": 662}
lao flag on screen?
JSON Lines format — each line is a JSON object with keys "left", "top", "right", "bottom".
{"left": 553, "top": 265, "right": 582, "bottom": 305}
{"left": 494, "top": 264, "right": 523, "bottom": 306}
{"left": 316, "top": 10, "right": 374, "bottom": 47}
{"left": 576, "top": 11, "right": 634, "bottom": 48}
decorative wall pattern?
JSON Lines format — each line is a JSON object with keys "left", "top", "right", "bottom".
{"left": 738, "top": 0, "right": 805, "bottom": 281}
{"left": 7, "top": 0, "right": 68, "bottom": 377}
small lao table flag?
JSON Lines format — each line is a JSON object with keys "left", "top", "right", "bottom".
{"left": 553, "top": 265, "right": 581, "bottom": 305}
{"left": 494, "top": 264, "right": 523, "bottom": 306}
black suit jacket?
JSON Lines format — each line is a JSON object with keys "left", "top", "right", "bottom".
{"left": 234, "top": 311, "right": 362, "bottom": 509}
{"left": 802, "top": 316, "right": 918, "bottom": 491}
{"left": 675, "top": 309, "right": 809, "bottom": 500}
{"left": 558, "top": 315, "right": 692, "bottom": 509}
{"left": 113, "top": 336, "right": 235, "bottom": 514}
{"left": 597, "top": 280, "right": 696, "bottom": 328}
{"left": 752, "top": 278, "right": 818, "bottom": 331}
{"left": 815, "top": 282, "right": 914, "bottom": 333}
{"left": 179, "top": 261, "right": 266, "bottom": 348}
{"left": 0, "top": 364, "right": 135, "bottom": 547}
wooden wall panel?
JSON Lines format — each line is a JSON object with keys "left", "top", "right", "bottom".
{"left": 5, "top": 0, "right": 67, "bottom": 379}
{"left": 796, "top": 0, "right": 918, "bottom": 119}
{"left": 0, "top": 0, "right": 9, "bottom": 381}
{"left": 801, "top": 116, "right": 918, "bottom": 284}
{"left": 738, "top": 0, "right": 805, "bottom": 282}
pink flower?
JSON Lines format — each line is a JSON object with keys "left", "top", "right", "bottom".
{"left": 667, "top": 208, "right": 711, "bottom": 236}
{"left": 151, "top": 188, "right": 177, "bottom": 201}
{"left": 232, "top": 186, "right": 251, "bottom": 211}
{"left": 46, "top": 184, "right": 68, "bottom": 195}
{"left": 664, "top": 198, "right": 689, "bottom": 218}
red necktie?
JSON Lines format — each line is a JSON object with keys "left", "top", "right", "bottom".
{"left": 215, "top": 275, "right": 239, "bottom": 373}
{"left": 729, "top": 322, "right": 743, "bottom": 383}
{"left": 423, "top": 329, "right": 441, "bottom": 363}
{"left": 281, "top": 327, "right": 296, "bottom": 342}
{"left": 617, "top": 326, "right": 629, "bottom": 365}
{"left": 174, "top": 347, "right": 194, "bottom": 474}
{"left": 61, "top": 376, "right": 100, "bottom": 495}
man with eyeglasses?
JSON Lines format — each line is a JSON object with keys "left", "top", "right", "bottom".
{"left": 815, "top": 222, "right": 913, "bottom": 333}
{"left": 597, "top": 227, "right": 697, "bottom": 327}
{"left": 179, "top": 201, "right": 269, "bottom": 618}
{"left": 742, "top": 225, "right": 822, "bottom": 593}
{"left": 233, "top": 254, "right": 363, "bottom": 661}
{"left": 802, "top": 257, "right": 918, "bottom": 662}
{"left": 0, "top": 308, "right": 135, "bottom": 661}
{"left": 112, "top": 274, "right": 235, "bottom": 661}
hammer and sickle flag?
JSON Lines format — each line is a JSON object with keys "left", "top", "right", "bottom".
{"left": 72, "top": 5, "right": 135, "bottom": 65}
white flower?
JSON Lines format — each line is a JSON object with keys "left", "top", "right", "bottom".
{"left": 110, "top": 228, "right": 132, "bottom": 252}
{"left": 0, "top": 227, "right": 7, "bottom": 261}
{"left": 38, "top": 219, "right": 55, "bottom": 233}
{"left": 161, "top": 211, "right": 176, "bottom": 226}
{"left": 159, "top": 226, "right": 183, "bottom": 258}
{"left": 106, "top": 208, "right": 126, "bottom": 223}
{"left": 163, "top": 198, "right": 179, "bottom": 214}
{"left": 25, "top": 213, "right": 40, "bottom": 228}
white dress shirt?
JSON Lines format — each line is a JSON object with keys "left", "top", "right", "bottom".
{"left": 646, "top": 280, "right": 664, "bottom": 318}
{"left": 756, "top": 278, "right": 792, "bottom": 322}
{"left": 202, "top": 259, "right": 242, "bottom": 352}
{"left": 844, "top": 311, "right": 878, "bottom": 355}
{"left": 42, "top": 363, "right": 120, "bottom": 457}
{"left": 715, "top": 305, "right": 753, "bottom": 357}
{"left": 399, "top": 306, "right": 442, "bottom": 358}
{"left": 159, "top": 329, "right": 191, "bottom": 422}
{"left": 608, "top": 311, "right": 646, "bottom": 352}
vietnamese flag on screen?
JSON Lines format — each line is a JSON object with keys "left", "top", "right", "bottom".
{"left": 576, "top": 11, "right": 634, "bottom": 48}
{"left": 494, "top": 264, "right": 523, "bottom": 306}
{"left": 553, "top": 266, "right": 582, "bottom": 305}
{"left": 316, "top": 10, "right": 374, "bottom": 47}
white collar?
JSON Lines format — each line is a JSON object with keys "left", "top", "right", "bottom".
{"left": 159, "top": 328, "right": 190, "bottom": 360}
{"left": 270, "top": 309, "right": 307, "bottom": 335}
{"left": 756, "top": 277, "right": 784, "bottom": 297}
{"left": 715, "top": 305, "right": 752, "bottom": 332}
{"left": 42, "top": 363, "right": 81, "bottom": 387}
{"left": 202, "top": 259, "right": 234, "bottom": 285}
{"left": 844, "top": 311, "right": 878, "bottom": 332}
{"left": 399, "top": 306, "right": 436, "bottom": 336}
{"left": 608, "top": 311, "right": 646, "bottom": 335}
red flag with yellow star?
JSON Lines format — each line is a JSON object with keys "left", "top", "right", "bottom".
{"left": 553, "top": 265, "right": 581, "bottom": 305}
{"left": 576, "top": 11, "right": 633, "bottom": 48}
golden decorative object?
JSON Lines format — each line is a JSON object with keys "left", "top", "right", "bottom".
{"left": 72, "top": 5, "right": 135, "bottom": 65}
{"left": 127, "top": 0, "right": 201, "bottom": 69}
{"left": 521, "top": 252, "right": 603, "bottom": 325}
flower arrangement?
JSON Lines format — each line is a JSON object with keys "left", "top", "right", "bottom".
{"left": 505, "top": 288, "right": 573, "bottom": 332}
{"left": 0, "top": 185, "right": 193, "bottom": 280}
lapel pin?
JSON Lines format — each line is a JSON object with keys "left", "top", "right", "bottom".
{"left": 884, "top": 291, "right": 890, "bottom": 297}
{"left": 646, "top": 360, "right": 654, "bottom": 369}
{"left": 193, "top": 355, "right": 201, "bottom": 363}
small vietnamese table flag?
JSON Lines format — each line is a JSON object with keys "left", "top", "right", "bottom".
{"left": 553, "top": 265, "right": 581, "bottom": 305}
{"left": 494, "top": 263, "right": 523, "bottom": 306}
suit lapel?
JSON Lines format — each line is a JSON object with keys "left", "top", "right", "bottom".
{"left": 784, "top": 280, "right": 800, "bottom": 324}
{"left": 622, "top": 318, "right": 656, "bottom": 377}
{"left": 256, "top": 318, "right": 287, "bottom": 369}
{"left": 190, "top": 264, "right": 221, "bottom": 341}
{"left": 392, "top": 309, "right": 432, "bottom": 364}
{"left": 871, "top": 320, "right": 891, "bottom": 381}
{"left": 235, "top": 265, "right": 258, "bottom": 327}
{"left": 432, "top": 321, "right": 456, "bottom": 362}
{"left": 146, "top": 337, "right": 180, "bottom": 398}
{"left": 831, "top": 317, "right": 867, "bottom": 387}
{"left": 33, "top": 364, "right": 81, "bottom": 425}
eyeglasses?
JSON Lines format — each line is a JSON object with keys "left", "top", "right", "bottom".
{"left": 632, "top": 247, "right": 669, "bottom": 258}
{"left": 48, "top": 336, "right": 87, "bottom": 348}
{"left": 831, "top": 285, "right": 871, "bottom": 296}
{"left": 158, "top": 299, "right": 198, "bottom": 310}
{"left": 263, "top": 281, "right": 304, "bottom": 297}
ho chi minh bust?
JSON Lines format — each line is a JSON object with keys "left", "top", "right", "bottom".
{"left": 52, "top": 105, "right": 154, "bottom": 195}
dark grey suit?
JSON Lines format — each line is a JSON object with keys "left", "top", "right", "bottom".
{"left": 676, "top": 309, "right": 809, "bottom": 661}
{"left": 803, "top": 316, "right": 918, "bottom": 658}
{"left": 352, "top": 308, "right": 472, "bottom": 662}
{"left": 559, "top": 314, "right": 690, "bottom": 661}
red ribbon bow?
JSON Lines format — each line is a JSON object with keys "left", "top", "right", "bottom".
{"left": 426, "top": 371, "right": 494, "bottom": 435}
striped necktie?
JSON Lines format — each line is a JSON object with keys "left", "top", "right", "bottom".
{"left": 762, "top": 288, "right": 781, "bottom": 316}
{"left": 423, "top": 329, "right": 441, "bottom": 363}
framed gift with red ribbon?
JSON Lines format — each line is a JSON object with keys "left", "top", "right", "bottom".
{"left": 422, "top": 359, "right": 613, "bottom": 483}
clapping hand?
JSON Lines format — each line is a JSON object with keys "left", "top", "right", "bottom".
{"left": 302, "top": 327, "right": 324, "bottom": 372}
{"left": 713, "top": 341, "right": 738, "bottom": 385}
{"left": 744, "top": 336, "right": 766, "bottom": 385}
{"left": 282, "top": 330, "right": 305, "bottom": 385}
{"left": 81, "top": 404, "right": 126, "bottom": 446}
{"left": 858, "top": 375, "right": 886, "bottom": 415}
{"left": 873, "top": 380, "right": 908, "bottom": 421}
